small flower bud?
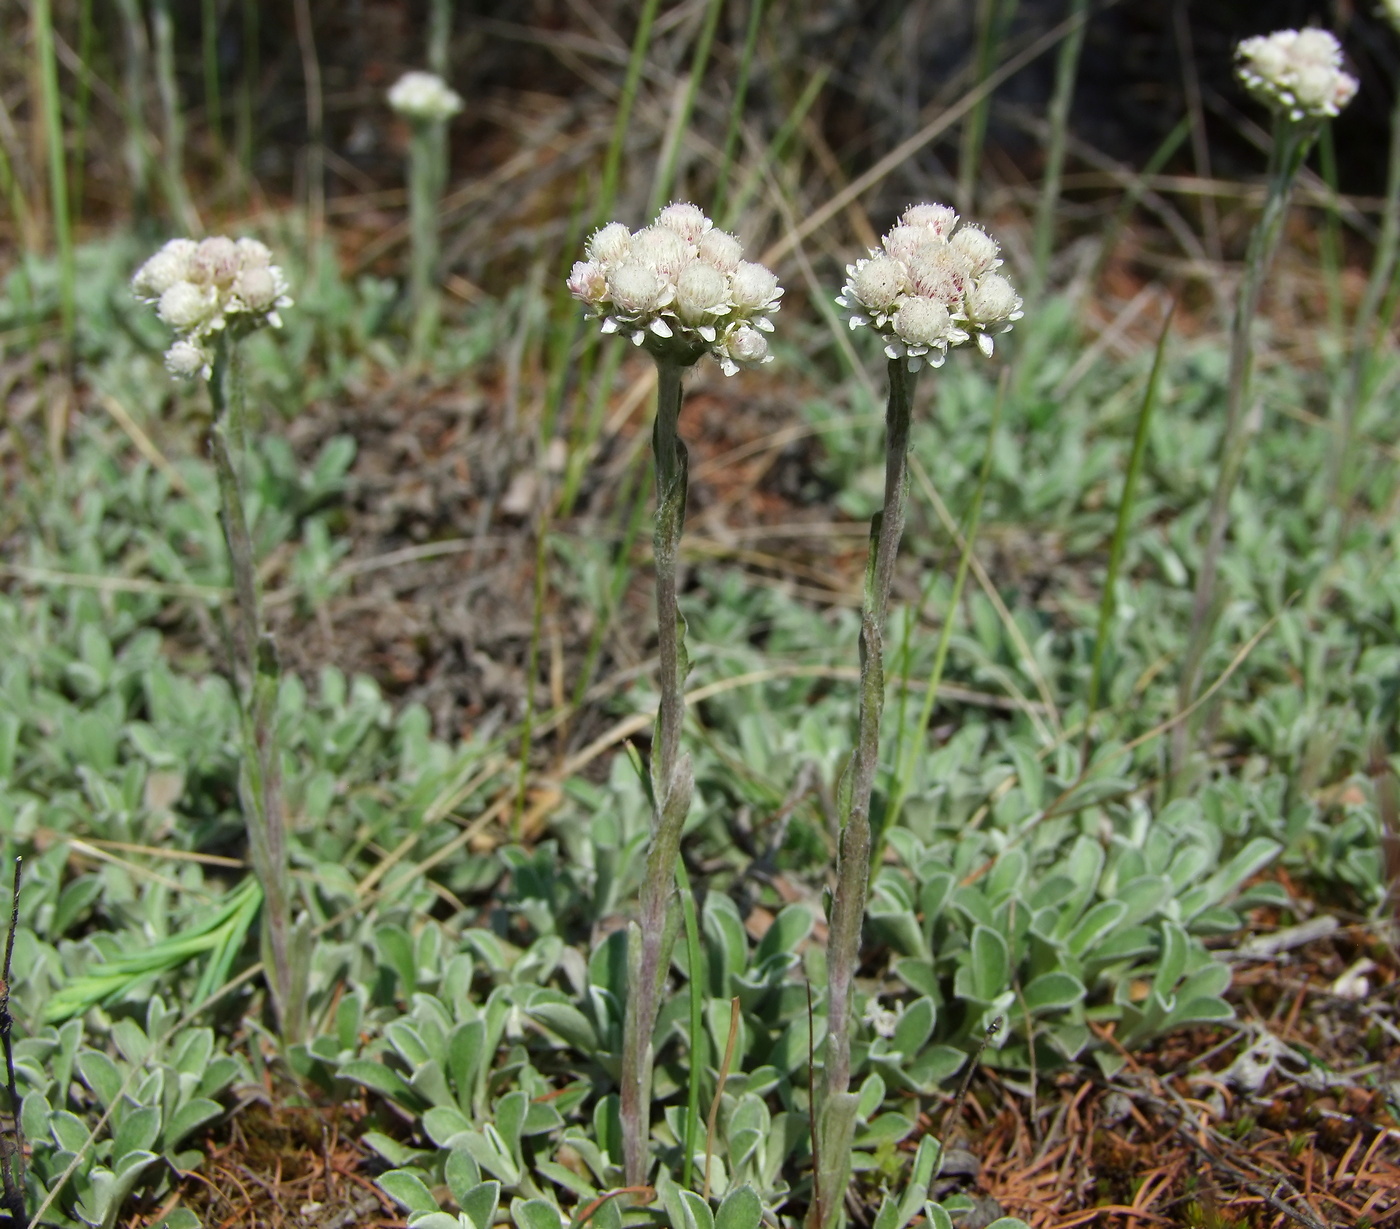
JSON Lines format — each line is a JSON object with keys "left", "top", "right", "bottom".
{"left": 697, "top": 228, "right": 744, "bottom": 273}
{"left": 949, "top": 225, "right": 1000, "bottom": 275}
{"left": 235, "top": 237, "right": 273, "bottom": 269}
{"left": 901, "top": 203, "right": 959, "bottom": 236}
{"left": 726, "top": 323, "right": 769, "bottom": 364}
{"left": 656, "top": 202, "right": 712, "bottom": 243}
{"left": 132, "top": 239, "right": 196, "bottom": 301}
{"left": 234, "top": 266, "right": 279, "bottom": 312}
{"left": 632, "top": 226, "right": 692, "bottom": 279}
{"left": 850, "top": 256, "right": 906, "bottom": 314}
{"left": 965, "top": 273, "right": 1020, "bottom": 324}
{"left": 607, "top": 262, "right": 670, "bottom": 315}
{"left": 729, "top": 261, "right": 781, "bottom": 314}
{"left": 906, "top": 246, "right": 972, "bottom": 306}
{"left": 586, "top": 222, "right": 633, "bottom": 265}
{"left": 190, "top": 237, "right": 240, "bottom": 287}
{"left": 674, "top": 261, "right": 730, "bottom": 325}
{"left": 882, "top": 224, "right": 934, "bottom": 266}
{"left": 164, "top": 339, "right": 212, "bottom": 380}
{"left": 893, "top": 296, "right": 951, "bottom": 347}
{"left": 158, "top": 281, "right": 220, "bottom": 330}
{"left": 568, "top": 260, "right": 608, "bottom": 305}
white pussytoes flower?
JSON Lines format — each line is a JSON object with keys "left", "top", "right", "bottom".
{"left": 164, "top": 339, "right": 212, "bottom": 380}
{"left": 1236, "top": 29, "right": 1358, "bottom": 121}
{"left": 387, "top": 70, "right": 463, "bottom": 123}
{"left": 132, "top": 239, "right": 197, "bottom": 301}
{"left": 569, "top": 201, "right": 782, "bottom": 373}
{"left": 133, "top": 235, "right": 294, "bottom": 381}
{"left": 837, "top": 201, "right": 1021, "bottom": 369}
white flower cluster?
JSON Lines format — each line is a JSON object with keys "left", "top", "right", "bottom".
{"left": 1235, "top": 28, "right": 1358, "bottom": 121}
{"left": 132, "top": 237, "right": 292, "bottom": 380}
{"left": 836, "top": 203, "right": 1022, "bottom": 370}
{"left": 568, "top": 202, "right": 783, "bottom": 376}
{"left": 387, "top": 71, "right": 463, "bottom": 123}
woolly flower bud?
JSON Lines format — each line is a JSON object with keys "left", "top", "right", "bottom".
{"left": 882, "top": 224, "right": 933, "bottom": 267}
{"left": 893, "top": 297, "right": 951, "bottom": 347}
{"left": 388, "top": 70, "right": 463, "bottom": 122}
{"left": 189, "top": 236, "right": 240, "bottom": 287}
{"left": 730, "top": 261, "right": 782, "bottom": 318}
{"left": 606, "top": 262, "right": 670, "bottom": 316}
{"left": 906, "top": 245, "right": 973, "bottom": 306}
{"left": 586, "top": 222, "right": 632, "bottom": 265}
{"left": 158, "top": 282, "right": 221, "bottom": 331}
{"left": 233, "top": 266, "right": 278, "bottom": 312}
{"left": 901, "top": 203, "right": 959, "bottom": 237}
{"left": 716, "top": 322, "right": 771, "bottom": 376}
{"left": 567, "top": 260, "right": 608, "bottom": 306}
{"left": 164, "top": 339, "right": 212, "bottom": 380}
{"left": 1236, "top": 28, "right": 1357, "bottom": 120}
{"left": 949, "top": 225, "right": 1001, "bottom": 275}
{"left": 964, "top": 273, "right": 1024, "bottom": 357}
{"left": 657, "top": 201, "right": 712, "bottom": 243}
{"left": 697, "top": 228, "right": 743, "bottom": 273}
{"left": 236, "top": 237, "right": 272, "bottom": 268}
{"left": 849, "top": 256, "right": 906, "bottom": 315}
{"left": 674, "top": 261, "right": 730, "bottom": 329}
{"left": 632, "top": 226, "right": 692, "bottom": 279}
{"left": 132, "top": 239, "right": 196, "bottom": 301}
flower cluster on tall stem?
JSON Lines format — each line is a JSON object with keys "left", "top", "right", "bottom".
{"left": 569, "top": 202, "right": 781, "bottom": 1186}
{"left": 132, "top": 239, "right": 306, "bottom": 1041}
{"left": 388, "top": 70, "right": 463, "bottom": 360}
{"left": 1172, "top": 29, "right": 1356, "bottom": 788}
{"left": 813, "top": 203, "right": 1019, "bottom": 1229}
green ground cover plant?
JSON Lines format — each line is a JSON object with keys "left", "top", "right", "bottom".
{"left": 1, "top": 3, "right": 1398, "bottom": 1228}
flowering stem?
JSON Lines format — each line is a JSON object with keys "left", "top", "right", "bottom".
{"left": 1328, "top": 81, "right": 1400, "bottom": 512}
{"left": 408, "top": 118, "right": 444, "bottom": 361}
{"left": 620, "top": 357, "right": 694, "bottom": 1187}
{"left": 815, "top": 357, "right": 918, "bottom": 1229}
{"left": 1172, "top": 116, "right": 1313, "bottom": 788}
{"left": 208, "top": 335, "right": 303, "bottom": 1041}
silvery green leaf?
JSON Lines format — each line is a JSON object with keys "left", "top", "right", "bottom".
{"left": 891, "top": 997, "right": 936, "bottom": 1055}
{"left": 113, "top": 1104, "right": 161, "bottom": 1157}
{"left": 424, "top": 1105, "right": 473, "bottom": 1147}
{"left": 511, "top": 1198, "right": 563, "bottom": 1229}
{"left": 162, "top": 1098, "right": 222, "bottom": 1150}
{"left": 714, "top": 1184, "right": 762, "bottom": 1229}
{"left": 378, "top": 1168, "right": 439, "bottom": 1216}
{"left": 78, "top": 1051, "right": 123, "bottom": 1107}
{"left": 1022, "top": 971, "right": 1086, "bottom": 1015}
{"left": 460, "top": 1180, "right": 501, "bottom": 1229}
{"left": 339, "top": 1058, "right": 417, "bottom": 1104}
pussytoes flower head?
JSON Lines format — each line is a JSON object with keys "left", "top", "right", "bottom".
{"left": 569, "top": 202, "right": 782, "bottom": 373}
{"left": 387, "top": 70, "right": 463, "bottom": 123}
{"left": 164, "top": 339, "right": 213, "bottom": 381}
{"left": 837, "top": 201, "right": 1020, "bottom": 370}
{"left": 1236, "top": 29, "right": 1358, "bottom": 121}
{"left": 133, "top": 235, "right": 293, "bottom": 381}
{"left": 657, "top": 202, "right": 712, "bottom": 243}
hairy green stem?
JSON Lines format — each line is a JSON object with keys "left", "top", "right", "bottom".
{"left": 1328, "top": 82, "right": 1400, "bottom": 511}
{"left": 208, "top": 337, "right": 301, "bottom": 1040}
{"left": 620, "top": 359, "right": 694, "bottom": 1186}
{"left": 408, "top": 119, "right": 446, "bottom": 361}
{"left": 1172, "top": 117, "right": 1314, "bottom": 787}
{"left": 816, "top": 358, "right": 918, "bottom": 1229}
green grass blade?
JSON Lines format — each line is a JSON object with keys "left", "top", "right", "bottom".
{"left": 1084, "top": 303, "right": 1174, "bottom": 742}
{"left": 712, "top": 0, "right": 764, "bottom": 223}
{"left": 650, "top": 0, "right": 726, "bottom": 214}
{"left": 33, "top": 0, "right": 75, "bottom": 361}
